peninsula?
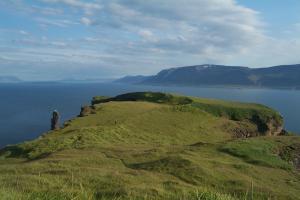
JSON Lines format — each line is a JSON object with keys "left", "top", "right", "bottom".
{"left": 0, "top": 92, "right": 299, "bottom": 200}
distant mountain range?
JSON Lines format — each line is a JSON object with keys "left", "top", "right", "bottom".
{"left": 57, "top": 78, "right": 115, "bottom": 83}
{"left": 0, "top": 77, "right": 115, "bottom": 84}
{"left": 115, "top": 64, "right": 300, "bottom": 88}
{"left": 0, "top": 76, "right": 22, "bottom": 83}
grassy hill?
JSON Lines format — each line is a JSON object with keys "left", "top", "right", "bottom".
{"left": 0, "top": 92, "right": 299, "bottom": 200}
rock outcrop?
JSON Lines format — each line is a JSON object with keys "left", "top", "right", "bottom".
{"left": 265, "top": 118, "right": 284, "bottom": 136}
{"left": 279, "top": 143, "right": 300, "bottom": 170}
{"left": 250, "top": 114, "right": 284, "bottom": 136}
{"left": 51, "top": 110, "right": 60, "bottom": 130}
{"left": 79, "top": 106, "right": 95, "bottom": 117}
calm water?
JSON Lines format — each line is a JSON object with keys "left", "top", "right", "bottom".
{"left": 0, "top": 82, "right": 299, "bottom": 148}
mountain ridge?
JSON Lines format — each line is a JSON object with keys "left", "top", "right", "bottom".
{"left": 116, "top": 64, "right": 300, "bottom": 88}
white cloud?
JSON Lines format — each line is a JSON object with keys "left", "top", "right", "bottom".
{"left": 50, "top": 41, "right": 67, "bottom": 47}
{"left": 41, "top": 0, "right": 102, "bottom": 14}
{"left": 138, "top": 29, "right": 157, "bottom": 42}
{"left": 19, "top": 30, "right": 29, "bottom": 35}
{"left": 36, "top": 18, "right": 79, "bottom": 27}
{"left": 80, "top": 17, "right": 93, "bottom": 26}
{"left": 0, "top": 1, "right": 64, "bottom": 16}
{"left": 293, "top": 23, "right": 300, "bottom": 33}
{"left": 1, "top": 0, "right": 300, "bottom": 80}
{"left": 100, "top": 0, "right": 265, "bottom": 57}
{"left": 84, "top": 37, "right": 101, "bottom": 42}
{"left": 11, "top": 37, "right": 68, "bottom": 48}
{"left": 31, "top": 5, "right": 64, "bottom": 15}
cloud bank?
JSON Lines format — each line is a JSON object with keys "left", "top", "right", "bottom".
{"left": 0, "top": 0, "right": 299, "bottom": 80}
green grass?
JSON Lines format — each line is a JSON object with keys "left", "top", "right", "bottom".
{"left": 0, "top": 92, "right": 299, "bottom": 200}
{"left": 0, "top": 188, "right": 238, "bottom": 200}
{"left": 93, "top": 92, "right": 283, "bottom": 133}
{"left": 92, "top": 92, "right": 193, "bottom": 105}
{"left": 221, "top": 138, "right": 293, "bottom": 169}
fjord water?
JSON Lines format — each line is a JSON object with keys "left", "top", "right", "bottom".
{"left": 0, "top": 82, "right": 299, "bottom": 148}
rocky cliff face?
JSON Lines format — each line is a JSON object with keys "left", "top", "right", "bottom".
{"left": 226, "top": 117, "right": 284, "bottom": 138}
{"left": 249, "top": 113, "right": 284, "bottom": 136}
{"left": 279, "top": 143, "right": 300, "bottom": 170}
{"left": 265, "top": 118, "right": 284, "bottom": 136}
{"left": 79, "top": 106, "right": 96, "bottom": 117}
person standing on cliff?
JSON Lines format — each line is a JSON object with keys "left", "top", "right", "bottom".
{"left": 51, "top": 110, "right": 60, "bottom": 130}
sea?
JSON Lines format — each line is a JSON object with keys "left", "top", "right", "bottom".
{"left": 0, "top": 82, "right": 299, "bottom": 148}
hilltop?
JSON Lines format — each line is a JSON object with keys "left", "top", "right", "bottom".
{"left": 0, "top": 92, "right": 299, "bottom": 200}
{"left": 116, "top": 64, "right": 300, "bottom": 88}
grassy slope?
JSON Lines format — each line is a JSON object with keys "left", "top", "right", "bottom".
{"left": 0, "top": 92, "right": 299, "bottom": 200}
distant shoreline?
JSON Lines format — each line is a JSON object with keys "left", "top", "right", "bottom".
{"left": 1, "top": 81, "right": 300, "bottom": 91}
{"left": 125, "top": 82, "right": 300, "bottom": 91}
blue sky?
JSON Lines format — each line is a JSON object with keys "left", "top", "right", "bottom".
{"left": 0, "top": 0, "right": 300, "bottom": 80}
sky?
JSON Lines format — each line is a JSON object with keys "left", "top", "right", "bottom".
{"left": 0, "top": 0, "right": 300, "bottom": 80}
